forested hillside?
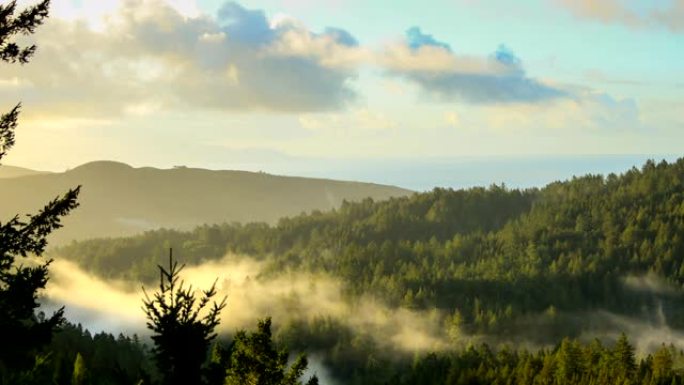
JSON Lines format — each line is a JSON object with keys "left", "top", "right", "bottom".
{"left": 58, "top": 158, "right": 684, "bottom": 338}
{"left": 47, "top": 157, "right": 684, "bottom": 384}
{"left": 6, "top": 0, "right": 682, "bottom": 383}
{"left": 27, "top": 323, "right": 684, "bottom": 385}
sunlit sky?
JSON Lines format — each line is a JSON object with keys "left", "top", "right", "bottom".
{"left": 1, "top": 0, "right": 682, "bottom": 173}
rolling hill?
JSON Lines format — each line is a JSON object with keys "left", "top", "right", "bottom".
{"left": 0, "top": 164, "right": 50, "bottom": 178}
{"left": 0, "top": 161, "right": 412, "bottom": 244}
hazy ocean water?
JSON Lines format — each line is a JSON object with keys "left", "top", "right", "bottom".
{"left": 255, "top": 154, "right": 681, "bottom": 192}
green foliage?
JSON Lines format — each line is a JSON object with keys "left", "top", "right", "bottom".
{"left": 0, "top": 1, "right": 81, "bottom": 383}
{"left": 142, "top": 250, "right": 226, "bottom": 385}
{"left": 652, "top": 345, "right": 675, "bottom": 383}
{"left": 58, "top": 158, "right": 684, "bottom": 336}
{"left": 614, "top": 333, "right": 637, "bottom": 380}
{"left": 50, "top": 158, "right": 684, "bottom": 383}
{"left": 49, "top": 322, "right": 155, "bottom": 385}
{"left": 224, "top": 318, "right": 318, "bottom": 385}
{"left": 381, "top": 336, "right": 684, "bottom": 385}
{"left": 71, "top": 353, "right": 88, "bottom": 385}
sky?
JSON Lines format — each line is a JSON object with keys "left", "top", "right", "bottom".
{"left": 0, "top": 0, "right": 682, "bottom": 184}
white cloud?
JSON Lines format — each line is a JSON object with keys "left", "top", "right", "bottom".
{"left": 379, "top": 43, "right": 506, "bottom": 75}
{"left": 378, "top": 30, "right": 568, "bottom": 104}
{"left": 266, "top": 28, "right": 369, "bottom": 69}
{"left": 0, "top": 0, "right": 360, "bottom": 116}
{"left": 480, "top": 91, "right": 642, "bottom": 132}
{"left": 556, "top": 0, "right": 684, "bottom": 32}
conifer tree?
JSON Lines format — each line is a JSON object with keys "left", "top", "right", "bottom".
{"left": 142, "top": 249, "right": 226, "bottom": 385}
{"left": 0, "top": 1, "right": 80, "bottom": 382}
{"left": 555, "top": 338, "right": 582, "bottom": 384}
{"left": 225, "top": 317, "right": 318, "bottom": 385}
{"left": 614, "top": 333, "right": 637, "bottom": 380}
{"left": 652, "top": 345, "right": 673, "bottom": 382}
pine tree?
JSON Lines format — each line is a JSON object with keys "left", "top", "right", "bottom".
{"left": 652, "top": 345, "right": 673, "bottom": 383}
{"left": 224, "top": 317, "right": 318, "bottom": 385}
{"left": 555, "top": 338, "right": 582, "bottom": 384}
{"left": 0, "top": 1, "right": 80, "bottom": 382}
{"left": 613, "top": 333, "right": 637, "bottom": 380}
{"left": 142, "top": 249, "right": 226, "bottom": 385}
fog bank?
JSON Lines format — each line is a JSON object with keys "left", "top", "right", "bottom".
{"left": 44, "top": 255, "right": 447, "bottom": 352}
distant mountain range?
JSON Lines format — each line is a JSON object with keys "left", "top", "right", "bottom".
{"left": 0, "top": 161, "right": 412, "bottom": 244}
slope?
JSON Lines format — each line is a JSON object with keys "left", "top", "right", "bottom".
{"left": 0, "top": 164, "right": 50, "bottom": 178}
{"left": 56, "top": 158, "right": 684, "bottom": 339}
{"left": 0, "top": 160, "right": 412, "bottom": 244}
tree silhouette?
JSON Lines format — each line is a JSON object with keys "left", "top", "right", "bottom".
{"left": 0, "top": 1, "right": 81, "bottom": 382}
{"left": 142, "top": 249, "right": 226, "bottom": 385}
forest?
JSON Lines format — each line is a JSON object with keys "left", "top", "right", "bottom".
{"left": 60, "top": 158, "right": 684, "bottom": 330}
{"left": 44, "top": 157, "right": 684, "bottom": 384}
{"left": 3, "top": 0, "right": 684, "bottom": 384}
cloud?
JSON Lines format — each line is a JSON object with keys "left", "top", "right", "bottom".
{"left": 380, "top": 29, "right": 567, "bottom": 104}
{"left": 217, "top": 2, "right": 274, "bottom": 45}
{"left": 492, "top": 45, "right": 522, "bottom": 69}
{"left": 324, "top": 27, "right": 359, "bottom": 47}
{"left": 0, "top": 1, "right": 361, "bottom": 116}
{"left": 266, "top": 25, "right": 368, "bottom": 69}
{"left": 407, "top": 70, "right": 567, "bottom": 104}
{"left": 556, "top": 0, "right": 684, "bottom": 32}
{"left": 481, "top": 90, "right": 642, "bottom": 132}
{"left": 652, "top": 1, "right": 684, "bottom": 32}
{"left": 0, "top": 0, "right": 647, "bottom": 133}
{"left": 556, "top": 0, "right": 642, "bottom": 26}
{"left": 405, "top": 26, "right": 452, "bottom": 51}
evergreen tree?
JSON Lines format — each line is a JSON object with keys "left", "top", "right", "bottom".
{"left": 142, "top": 249, "right": 226, "bottom": 385}
{"left": 614, "top": 333, "right": 637, "bottom": 379}
{"left": 0, "top": 1, "right": 80, "bottom": 382}
{"left": 555, "top": 338, "right": 582, "bottom": 384}
{"left": 652, "top": 345, "right": 673, "bottom": 383}
{"left": 225, "top": 317, "right": 318, "bottom": 385}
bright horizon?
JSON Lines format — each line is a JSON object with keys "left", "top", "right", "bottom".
{"left": 0, "top": 0, "right": 682, "bottom": 174}
{"left": 3, "top": 153, "right": 681, "bottom": 192}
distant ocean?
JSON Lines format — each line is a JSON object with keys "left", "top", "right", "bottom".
{"left": 252, "top": 154, "right": 682, "bottom": 192}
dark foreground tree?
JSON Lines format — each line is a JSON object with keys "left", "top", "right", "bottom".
{"left": 225, "top": 318, "right": 318, "bottom": 385}
{"left": 0, "top": 1, "right": 80, "bottom": 383}
{"left": 142, "top": 249, "right": 227, "bottom": 385}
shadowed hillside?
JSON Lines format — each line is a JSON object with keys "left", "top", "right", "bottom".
{"left": 0, "top": 161, "right": 411, "bottom": 244}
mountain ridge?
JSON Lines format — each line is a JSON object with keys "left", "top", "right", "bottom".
{"left": 0, "top": 164, "right": 51, "bottom": 179}
{"left": 0, "top": 160, "right": 412, "bottom": 244}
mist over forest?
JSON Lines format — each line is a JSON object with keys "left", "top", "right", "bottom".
{"left": 29, "top": 157, "right": 684, "bottom": 384}
{"left": 2, "top": 0, "right": 684, "bottom": 384}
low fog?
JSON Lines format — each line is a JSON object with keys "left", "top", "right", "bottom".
{"left": 42, "top": 256, "right": 684, "bottom": 361}
{"left": 43, "top": 255, "right": 447, "bottom": 353}
{"left": 581, "top": 307, "right": 684, "bottom": 354}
